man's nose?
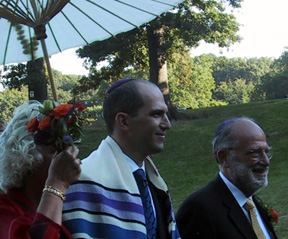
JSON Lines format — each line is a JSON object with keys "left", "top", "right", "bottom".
{"left": 162, "top": 114, "right": 171, "bottom": 130}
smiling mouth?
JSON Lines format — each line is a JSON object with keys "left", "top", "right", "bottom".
{"left": 156, "top": 132, "right": 165, "bottom": 139}
{"left": 252, "top": 167, "right": 269, "bottom": 176}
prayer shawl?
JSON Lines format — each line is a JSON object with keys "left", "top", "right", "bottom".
{"left": 63, "top": 136, "right": 180, "bottom": 239}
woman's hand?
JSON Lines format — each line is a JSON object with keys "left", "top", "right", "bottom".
{"left": 45, "top": 146, "right": 81, "bottom": 192}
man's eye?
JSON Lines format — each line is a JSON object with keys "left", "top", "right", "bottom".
{"left": 248, "top": 149, "right": 262, "bottom": 156}
{"left": 251, "top": 151, "right": 260, "bottom": 157}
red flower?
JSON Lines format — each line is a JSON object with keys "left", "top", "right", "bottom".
{"left": 27, "top": 117, "right": 39, "bottom": 132}
{"left": 51, "top": 104, "right": 73, "bottom": 120}
{"left": 76, "top": 102, "right": 85, "bottom": 111}
{"left": 66, "top": 116, "right": 76, "bottom": 126}
{"left": 38, "top": 116, "right": 52, "bottom": 131}
{"left": 270, "top": 209, "right": 279, "bottom": 223}
{"left": 26, "top": 100, "right": 86, "bottom": 151}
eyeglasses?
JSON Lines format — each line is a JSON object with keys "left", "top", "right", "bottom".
{"left": 226, "top": 146, "right": 274, "bottom": 161}
{"left": 245, "top": 147, "right": 274, "bottom": 160}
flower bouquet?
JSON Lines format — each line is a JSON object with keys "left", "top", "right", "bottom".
{"left": 27, "top": 100, "right": 86, "bottom": 151}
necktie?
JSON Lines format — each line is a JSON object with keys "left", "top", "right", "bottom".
{"left": 133, "top": 169, "right": 157, "bottom": 239}
{"left": 244, "top": 199, "right": 266, "bottom": 239}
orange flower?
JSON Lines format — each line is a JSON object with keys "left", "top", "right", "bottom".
{"left": 270, "top": 209, "right": 279, "bottom": 223}
{"left": 38, "top": 116, "right": 52, "bottom": 131}
{"left": 26, "top": 100, "right": 86, "bottom": 151}
{"left": 51, "top": 104, "right": 73, "bottom": 120}
{"left": 27, "top": 117, "right": 39, "bottom": 132}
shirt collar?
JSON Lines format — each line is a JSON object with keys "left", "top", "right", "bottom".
{"left": 219, "top": 172, "right": 251, "bottom": 207}
{"left": 124, "top": 154, "right": 145, "bottom": 173}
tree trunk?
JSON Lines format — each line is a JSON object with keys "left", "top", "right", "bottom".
{"left": 147, "top": 22, "right": 178, "bottom": 120}
{"left": 27, "top": 57, "right": 48, "bottom": 102}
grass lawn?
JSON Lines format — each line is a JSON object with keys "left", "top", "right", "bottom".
{"left": 78, "top": 99, "right": 288, "bottom": 238}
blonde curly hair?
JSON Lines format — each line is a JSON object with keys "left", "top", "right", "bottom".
{"left": 0, "top": 100, "right": 44, "bottom": 191}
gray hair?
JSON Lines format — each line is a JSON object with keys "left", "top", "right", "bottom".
{"left": 0, "top": 100, "right": 43, "bottom": 191}
{"left": 212, "top": 117, "right": 255, "bottom": 162}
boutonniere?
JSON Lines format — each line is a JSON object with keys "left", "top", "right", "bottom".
{"left": 257, "top": 198, "right": 279, "bottom": 223}
{"left": 269, "top": 209, "right": 279, "bottom": 223}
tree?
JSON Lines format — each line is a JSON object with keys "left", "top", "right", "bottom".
{"left": 0, "top": 87, "right": 28, "bottom": 124}
{"left": 1, "top": 64, "right": 27, "bottom": 90}
{"left": 77, "top": 0, "right": 242, "bottom": 119}
{"left": 212, "top": 57, "right": 274, "bottom": 86}
{"left": 1, "top": 66, "right": 81, "bottom": 104}
{"left": 261, "top": 50, "right": 288, "bottom": 100}
{"left": 211, "top": 56, "right": 274, "bottom": 102}
{"left": 215, "top": 78, "right": 255, "bottom": 104}
{"left": 169, "top": 52, "right": 225, "bottom": 108}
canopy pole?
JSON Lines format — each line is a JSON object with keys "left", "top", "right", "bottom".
{"left": 34, "top": 24, "right": 58, "bottom": 102}
{"left": 40, "top": 38, "right": 58, "bottom": 102}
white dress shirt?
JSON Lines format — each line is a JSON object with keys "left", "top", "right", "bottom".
{"left": 219, "top": 172, "right": 271, "bottom": 239}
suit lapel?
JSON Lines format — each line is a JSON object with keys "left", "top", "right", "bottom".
{"left": 215, "top": 176, "right": 258, "bottom": 239}
{"left": 253, "top": 196, "right": 278, "bottom": 239}
{"left": 149, "top": 181, "right": 170, "bottom": 239}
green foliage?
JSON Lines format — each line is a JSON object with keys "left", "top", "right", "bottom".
{"left": 212, "top": 56, "right": 274, "bottom": 86}
{"left": 1, "top": 65, "right": 83, "bottom": 104}
{"left": 76, "top": 0, "right": 242, "bottom": 86}
{"left": 262, "top": 74, "right": 288, "bottom": 100}
{"left": 2, "top": 64, "right": 27, "bottom": 90}
{"left": 173, "top": 0, "right": 241, "bottom": 48}
{"left": 0, "top": 67, "right": 87, "bottom": 124}
{"left": 73, "top": 79, "right": 110, "bottom": 107}
{"left": 261, "top": 50, "right": 288, "bottom": 100}
{"left": 59, "top": 74, "right": 81, "bottom": 91}
{"left": 169, "top": 53, "right": 276, "bottom": 107}
{"left": 0, "top": 87, "right": 28, "bottom": 124}
{"left": 210, "top": 55, "right": 275, "bottom": 103}
{"left": 215, "top": 78, "right": 255, "bottom": 104}
{"left": 169, "top": 52, "right": 225, "bottom": 108}
{"left": 41, "top": 69, "right": 83, "bottom": 103}
{"left": 86, "top": 105, "right": 103, "bottom": 121}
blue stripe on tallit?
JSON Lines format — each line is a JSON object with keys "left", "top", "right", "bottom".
{"left": 65, "top": 219, "right": 146, "bottom": 239}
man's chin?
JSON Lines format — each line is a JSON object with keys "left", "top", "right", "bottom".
{"left": 150, "top": 145, "right": 164, "bottom": 154}
{"left": 253, "top": 178, "right": 268, "bottom": 190}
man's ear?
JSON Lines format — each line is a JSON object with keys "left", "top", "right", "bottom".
{"left": 115, "top": 112, "right": 129, "bottom": 130}
{"left": 217, "top": 149, "right": 230, "bottom": 168}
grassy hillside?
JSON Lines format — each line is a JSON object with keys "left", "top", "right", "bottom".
{"left": 78, "top": 99, "right": 288, "bottom": 238}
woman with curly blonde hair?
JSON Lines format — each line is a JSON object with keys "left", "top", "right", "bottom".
{"left": 0, "top": 100, "right": 81, "bottom": 239}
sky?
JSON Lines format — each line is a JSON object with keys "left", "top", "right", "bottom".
{"left": 49, "top": 0, "right": 288, "bottom": 76}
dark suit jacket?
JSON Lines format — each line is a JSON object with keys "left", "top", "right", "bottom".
{"left": 149, "top": 180, "right": 175, "bottom": 239}
{"left": 176, "top": 174, "right": 278, "bottom": 239}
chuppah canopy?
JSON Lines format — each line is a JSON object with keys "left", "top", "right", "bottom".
{"left": 0, "top": 0, "right": 184, "bottom": 101}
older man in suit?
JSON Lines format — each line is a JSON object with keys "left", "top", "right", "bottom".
{"left": 176, "top": 117, "right": 278, "bottom": 239}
